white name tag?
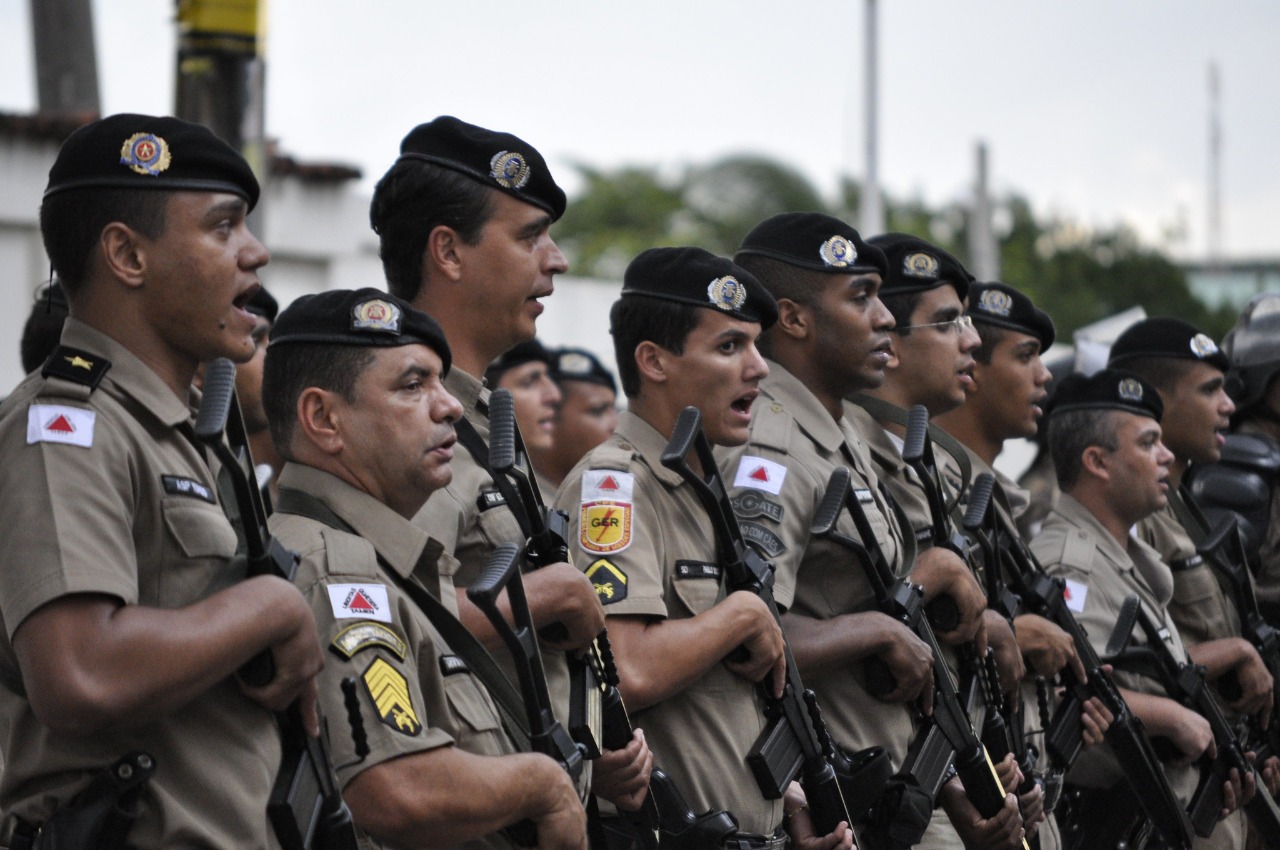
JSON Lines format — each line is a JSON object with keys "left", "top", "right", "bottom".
{"left": 328, "top": 583, "right": 392, "bottom": 623}
{"left": 27, "top": 404, "right": 96, "bottom": 448}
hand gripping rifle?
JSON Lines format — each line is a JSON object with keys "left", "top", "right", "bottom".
{"left": 1104, "top": 595, "right": 1280, "bottom": 845}
{"left": 972, "top": 475, "right": 1193, "bottom": 850}
{"left": 811, "top": 467, "right": 1024, "bottom": 850}
{"left": 467, "top": 543, "right": 589, "bottom": 847}
{"left": 194, "top": 359, "right": 359, "bottom": 850}
{"left": 660, "top": 406, "right": 852, "bottom": 836}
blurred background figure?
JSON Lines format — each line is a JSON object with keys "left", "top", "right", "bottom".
{"left": 19, "top": 280, "right": 69, "bottom": 376}
{"left": 239, "top": 287, "right": 280, "bottom": 498}
{"left": 543, "top": 346, "right": 619, "bottom": 493}
{"left": 484, "top": 338, "right": 563, "bottom": 494}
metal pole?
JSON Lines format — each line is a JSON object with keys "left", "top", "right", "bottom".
{"left": 29, "top": 0, "right": 101, "bottom": 117}
{"left": 968, "top": 142, "right": 999, "bottom": 282}
{"left": 1207, "top": 61, "right": 1222, "bottom": 267}
{"left": 860, "top": 0, "right": 884, "bottom": 237}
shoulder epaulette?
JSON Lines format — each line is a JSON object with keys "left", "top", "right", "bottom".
{"left": 1060, "top": 528, "right": 1097, "bottom": 573}
{"left": 589, "top": 441, "right": 636, "bottom": 472}
{"left": 41, "top": 346, "right": 111, "bottom": 392}
{"left": 750, "top": 400, "right": 792, "bottom": 452}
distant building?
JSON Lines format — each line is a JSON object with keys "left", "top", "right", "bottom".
{"left": 1184, "top": 258, "right": 1280, "bottom": 312}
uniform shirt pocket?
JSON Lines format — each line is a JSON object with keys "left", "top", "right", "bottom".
{"left": 670, "top": 561, "right": 725, "bottom": 617}
{"left": 161, "top": 497, "right": 238, "bottom": 560}
{"left": 443, "top": 672, "right": 504, "bottom": 736}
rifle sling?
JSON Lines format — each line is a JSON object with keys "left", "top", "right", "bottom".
{"left": 454, "top": 417, "right": 534, "bottom": 538}
{"left": 851, "top": 394, "right": 972, "bottom": 515}
{"left": 274, "top": 486, "right": 532, "bottom": 749}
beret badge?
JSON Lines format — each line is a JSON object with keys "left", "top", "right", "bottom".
{"left": 708, "top": 276, "right": 748, "bottom": 312}
{"left": 558, "top": 351, "right": 593, "bottom": 376}
{"left": 489, "top": 150, "right": 531, "bottom": 190}
{"left": 351, "top": 298, "right": 403, "bottom": 334}
{"left": 1190, "top": 333, "right": 1220, "bottom": 359}
{"left": 903, "top": 252, "right": 940, "bottom": 280}
{"left": 977, "top": 288, "right": 1014, "bottom": 317}
{"left": 119, "top": 132, "right": 171, "bottom": 176}
{"left": 1118, "top": 378, "right": 1144, "bottom": 402}
{"left": 818, "top": 235, "right": 858, "bottom": 268}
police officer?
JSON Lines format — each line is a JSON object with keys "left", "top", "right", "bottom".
{"left": 554, "top": 246, "right": 853, "bottom": 850}
{"left": 0, "top": 114, "right": 323, "bottom": 849}
{"left": 368, "top": 115, "right": 647, "bottom": 807}
{"left": 262, "top": 288, "right": 590, "bottom": 850}
{"left": 483, "top": 338, "right": 563, "bottom": 496}
{"left": 719, "top": 214, "right": 1020, "bottom": 850}
{"left": 1032, "top": 369, "right": 1248, "bottom": 841}
{"left": 542, "top": 347, "right": 620, "bottom": 492}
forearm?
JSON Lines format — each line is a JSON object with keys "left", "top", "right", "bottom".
{"left": 1186, "top": 637, "right": 1250, "bottom": 681}
{"left": 782, "top": 610, "right": 896, "bottom": 675}
{"left": 1120, "top": 688, "right": 1188, "bottom": 737}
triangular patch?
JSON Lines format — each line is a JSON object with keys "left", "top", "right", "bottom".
{"left": 750, "top": 466, "right": 769, "bottom": 482}
{"left": 600, "top": 475, "right": 620, "bottom": 491}
{"left": 46, "top": 414, "right": 75, "bottom": 433}
{"left": 348, "top": 591, "right": 377, "bottom": 614}
{"left": 28, "top": 404, "right": 95, "bottom": 448}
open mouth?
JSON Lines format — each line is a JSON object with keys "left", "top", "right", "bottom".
{"left": 731, "top": 392, "right": 758, "bottom": 415}
{"left": 232, "top": 282, "right": 260, "bottom": 311}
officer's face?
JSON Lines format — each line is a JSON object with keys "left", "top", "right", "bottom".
{"left": 1157, "top": 363, "right": 1235, "bottom": 466}
{"left": 968, "top": 329, "right": 1051, "bottom": 441}
{"left": 140, "top": 191, "right": 269, "bottom": 367}
{"left": 235, "top": 316, "right": 272, "bottom": 434}
{"left": 548, "top": 381, "right": 618, "bottom": 471}
{"left": 810, "top": 272, "right": 895, "bottom": 393}
{"left": 1099, "top": 412, "right": 1175, "bottom": 521}
{"left": 663, "top": 310, "right": 769, "bottom": 448}
{"left": 457, "top": 191, "right": 567, "bottom": 354}
{"left": 497, "top": 360, "right": 562, "bottom": 453}
{"left": 338, "top": 344, "right": 464, "bottom": 519}
{"left": 888, "top": 286, "right": 980, "bottom": 415}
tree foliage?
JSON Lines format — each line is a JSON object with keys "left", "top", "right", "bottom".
{"left": 555, "top": 155, "right": 1232, "bottom": 339}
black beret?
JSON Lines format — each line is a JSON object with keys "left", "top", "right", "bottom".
{"left": 269, "top": 287, "right": 451, "bottom": 376}
{"left": 551, "top": 347, "right": 617, "bottom": 393}
{"left": 867, "top": 233, "right": 973, "bottom": 302}
{"left": 44, "top": 113, "right": 260, "bottom": 209}
{"left": 968, "top": 282, "right": 1055, "bottom": 349}
{"left": 621, "top": 247, "right": 778, "bottom": 330}
{"left": 1108, "top": 317, "right": 1228, "bottom": 372}
{"left": 245, "top": 286, "right": 278, "bottom": 323}
{"left": 397, "top": 116, "right": 566, "bottom": 220}
{"left": 735, "top": 212, "right": 888, "bottom": 278}
{"left": 1048, "top": 368, "right": 1163, "bottom": 423}
{"left": 485, "top": 338, "right": 553, "bottom": 386}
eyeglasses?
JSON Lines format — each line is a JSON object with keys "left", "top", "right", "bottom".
{"left": 892, "top": 314, "right": 975, "bottom": 335}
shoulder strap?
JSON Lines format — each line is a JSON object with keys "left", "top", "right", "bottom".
{"left": 1169, "top": 481, "right": 1210, "bottom": 545}
{"left": 850, "top": 394, "right": 973, "bottom": 513}
{"left": 274, "top": 486, "right": 531, "bottom": 748}
{"left": 454, "top": 417, "right": 533, "bottom": 537}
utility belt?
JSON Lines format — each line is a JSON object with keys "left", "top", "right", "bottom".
{"left": 3, "top": 752, "right": 155, "bottom": 850}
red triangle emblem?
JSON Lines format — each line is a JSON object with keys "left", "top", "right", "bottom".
{"left": 750, "top": 466, "right": 770, "bottom": 482}
{"left": 600, "top": 475, "right": 619, "bottom": 491}
{"left": 348, "top": 591, "right": 376, "bottom": 613}
{"left": 45, "top": 414, "right": 75, "bottom": 434}
{"left": 1062, "top": 585, "right": 1072, "bottom": 600}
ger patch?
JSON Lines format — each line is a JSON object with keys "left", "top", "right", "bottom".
{"left": 585, "top": 558, "right": 628, "bottom": 604}
{"left": 27, "top": 404, "right": 95, "bottom": 448}
{"left": 733, "top": 456, "right": 787, "bottom": 495}
{"left": 328, "top": 584, "right": 392, "bottom": 623}
{"left": 363, "top": 657, "right": 421, "bottom": 736}
{"left": 580, "top": 501, "right": 632, "bottom": 554}
{"left": 330, "top": 621, "right": 407, "bottom": 661}
{"left": 741, "top": 521, "right": 786, "bottom": 558}
{"left": 730, "top": 491, "right": 784, "bottom": 523}
{"left": 161, "top": 475, "right": 216, "bottom": 503}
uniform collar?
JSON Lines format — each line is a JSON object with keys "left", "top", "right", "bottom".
{"left": 444, "top": 367, "right": 489, "bottom": 428}
{"left": 277, "top": 462, "right": 441, "bottom": 579}
{"left": 760, "top": 361, "right": 846, "bottom": 453}
{"left": 615, "top": 410, "right": 687, "bottom": 488}
{"left": 845, "top": 400, "right": 907, "bottom": 477}
{"left": 62, "top": 318, "right": 192, "bottom": 427}
{"left": 1053, "top": 493, "right": 1134, "bottom": 572}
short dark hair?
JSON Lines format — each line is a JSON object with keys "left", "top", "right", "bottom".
{"left": 882, "top": 290, "right": 926, "bottom": 337}
{"left": 609, "top": 297, "right": 701, "bottom": 399}
{"left": 39, "top": 189, "right": 169, "bottom": 295}
{"left": 1048, "top": 408, "right": 1120, "bottom": 490}
{"left": 972, "top": 323, "right": 1011, "bottom": 366}
{"left": 1114, "top": 355, "right": 1198, "bottom": 396}
{"left": 734, "top": 254, "right": 832, "bottom": 358}
{"left": 369, "top": 159, "right": 496, "bottom": 302}
{"left": 262, "top": 343, "right": 377, "bottom": 460}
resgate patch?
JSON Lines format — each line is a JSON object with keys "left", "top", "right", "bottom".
{"left": 330, "top": 621, "right": 407, "bottom": 661}
{"left": 579, "top": 501, "right": 632, "bottom": 554}
{"left": 363, "top": 657, "right": 421, "bottom": 736}
{"left": 586, "top": 558, "right": 628, "bottom": 603}
{"left": 328, "top": 584, "right": 392, "bottom": 623}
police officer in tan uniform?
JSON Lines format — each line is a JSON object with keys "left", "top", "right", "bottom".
{"left": 261, "top": 288, "right": 591, "bottom": 850}
{"left": 719, "top": 214, "right": 1020, "bottom": 850}
{"left": 483, "top": 338, "right": 562, "bottom": 497}
{"left": 369, "top": 115, "right": 646, "bottom": 809}
{"left": 542, "top": 347, "right": 621, "bottom": 492}
{"left": 0, "top": 114, "right": 323, "bottom": 849}
{"left": 555, "top": 247, "right": 853, "bottom": 850}
{"left": 1109, "top": 318, "right": 1279, "bottom": 850}
{"left": 1032, "top": 369, "right": 1248, "bottom": 842}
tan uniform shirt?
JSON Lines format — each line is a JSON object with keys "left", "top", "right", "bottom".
{"left": 0, "top": 320, "right": 281, "bottom": 849}
{"left": 715, "top": 365, "right": 916, "bottom": 769}
{"left": 555, "top": 411, "right": 783, "bottom": 836}
{"left": 1031, "top": 494, "right": 1197, "bottom": 802}
{"left": 270, "top": 464, "right": 515, "bottom": 850}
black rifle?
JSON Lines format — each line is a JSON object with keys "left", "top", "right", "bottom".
{"left": 1105, "top": 594, "right": 1280, "bottom": 844}
{"left": 660, "top": 406, "right": 852, "bottom": 837}
{"left": 468, "top": 543, "right": 589, "bottom": 847}
{"left": 812, "top": 467, "right": 1024, "bottom": 850}
{"left": 194, "top": 359, "right": 358, "bottom": 850}
{"left": 973, "top": 471, "right": 1193, "bottom": 850}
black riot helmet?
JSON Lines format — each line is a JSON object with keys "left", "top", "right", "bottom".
{"left": 1224, "top": 292, "right": 1280, "bottom": 416}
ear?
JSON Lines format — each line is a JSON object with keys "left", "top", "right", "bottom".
{"left": 772, "top": 298, "right": 811, "bottom": 341}
{"left": 634, "top": 340, "right": 669, "bottom": 386}
{"left": 295, "top": 387, "right": 345, "bottom": 456}
{"left": 425, "top": 225, "right": 466, "bottom": 284}
{"left": 1080, "top": 444, "right": 1110, "bottom": 481}
{"left": 99, "top": 222, "right": 147, "bottom": 289}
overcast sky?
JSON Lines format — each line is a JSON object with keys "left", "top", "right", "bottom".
{"left": 2, "top": 0, "right": 1278, "bottom": 259}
